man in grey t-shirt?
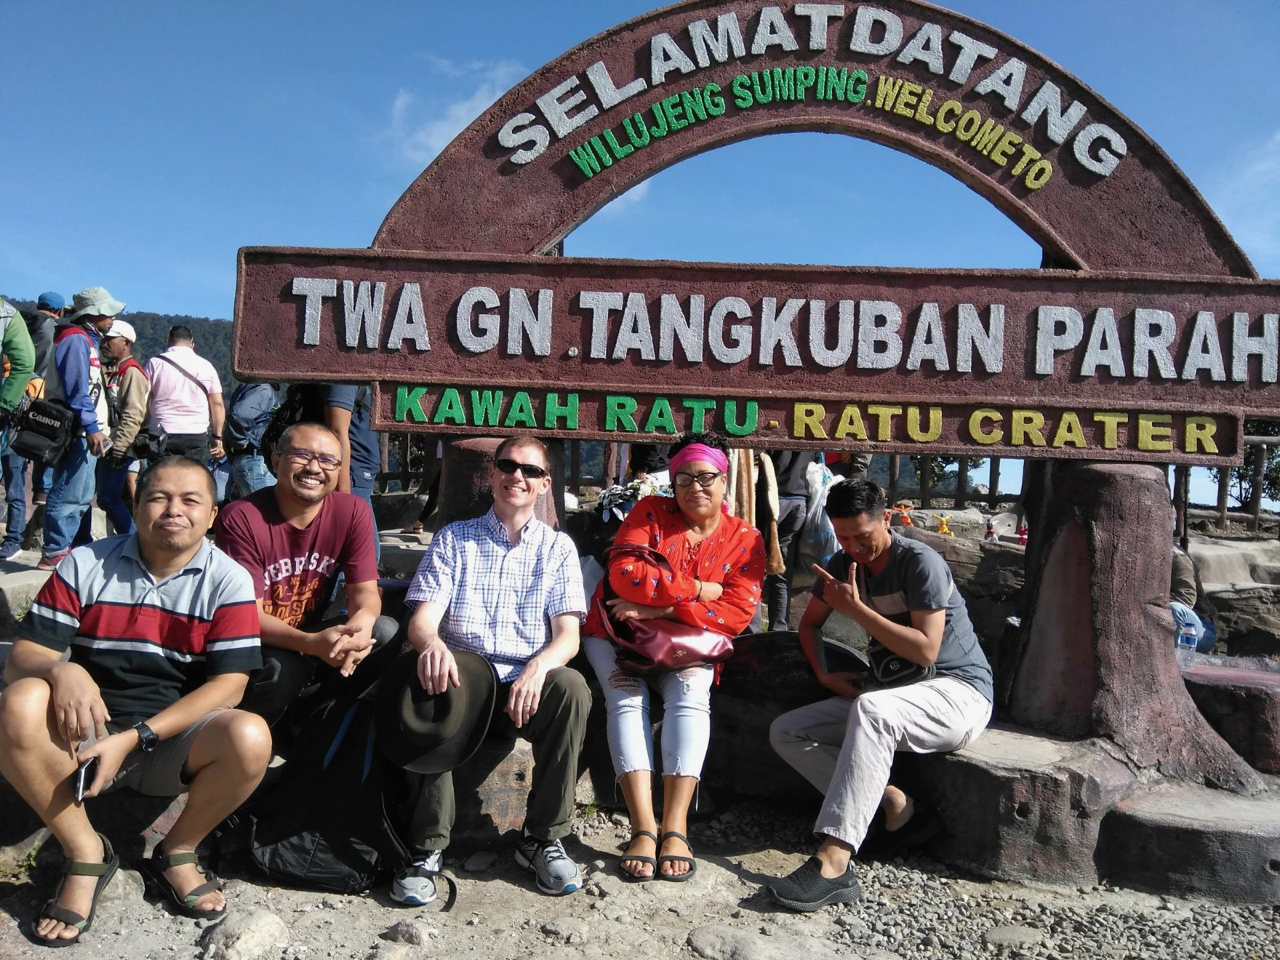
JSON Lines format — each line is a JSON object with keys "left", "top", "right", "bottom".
{"left": 767, "top": 480, "right": 993, "bottom": 912}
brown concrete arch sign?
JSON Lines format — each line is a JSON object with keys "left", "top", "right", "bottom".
{"left": 235, "top": 0, "right": 1276, "bottom": 465}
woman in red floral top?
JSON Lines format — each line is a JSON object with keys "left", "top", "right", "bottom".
{"left": 584, "top": 433, "right": 765, "bottom": 882}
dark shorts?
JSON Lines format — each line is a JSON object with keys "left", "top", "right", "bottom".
{"left": 84, "top": 709, "right": 225, "bottom": 797}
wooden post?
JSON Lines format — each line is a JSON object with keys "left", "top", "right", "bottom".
{"left": 378, "top": 433, "right": 390, "bottom": 493}
{"left": 920, "top": 457, "right": 933, "bottom": 508}
{"left": 568, "top": 441, "right": 581, "bottom": 495}
{"left": 1250, "top": 444, "right": 1267, "bottom": 531}
{"left": 1173, "top": 465, "right": 1189, "bottom": 549}
{"left": 956, "top": 457, "right": 970, "bottom": 509}
{"left": 1217, "top": 466, "right": 1230, "bottom": 528}
{"left": 888, "top": 455, "right": 900, "bottom": 503}
{"left": 399, "top": 434, "right": 411, "bottom": 494}
{"left": 988, "top": 457, "right": 1002, "bottom": 508}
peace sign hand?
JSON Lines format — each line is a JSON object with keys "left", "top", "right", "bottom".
{"left": 811, "top": 561, "right": 861, "bottom": 616}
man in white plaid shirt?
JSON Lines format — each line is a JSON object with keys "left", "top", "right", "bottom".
{"left": 394, "top": 435, "right": 590, "bottom": 903}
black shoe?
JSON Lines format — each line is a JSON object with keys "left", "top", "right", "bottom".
{"left": 767, "top": 857, "right": 862, "bottom": 912}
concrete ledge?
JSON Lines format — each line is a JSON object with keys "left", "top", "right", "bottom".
{"left": 1183, "top": 664, "right": 1280, "bottom": 773}
{"left": 1098, "top": 780, "right": 1280, "bottom": 904}
{"left": 898, "top": 725, "right": 1135, "bottom": 884}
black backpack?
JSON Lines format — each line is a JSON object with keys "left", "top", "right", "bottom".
{"left": 259, "top": 384, "right": 369, "bottom": 464}
{"left": 248, "top": 693, "right": 415, "bottom": 894}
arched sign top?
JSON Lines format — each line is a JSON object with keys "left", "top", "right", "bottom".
{"left": 374, "top": 0, "right": 1254, "bottom": 279}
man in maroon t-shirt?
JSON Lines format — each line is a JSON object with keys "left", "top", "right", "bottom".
{"left": 215, "top": 422, "right": 396, "bottom": 726}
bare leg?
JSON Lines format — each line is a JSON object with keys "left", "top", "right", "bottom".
{"left": 155, "top": 710, "right": 271, "bottom": 912}
{"left": 658, "top": 775, "right": 698, "bottom": 877}
{"left": 881, "top": 784, "right": 914, "bottom": 831}
{"left": 815, "top": 835, "right": 855, "bottom": 878}
{"left": 0, "top": 678, "right": 108, "bottom": 943}
{"left": 617, "top": 770, "right": 657, "bottom": 879}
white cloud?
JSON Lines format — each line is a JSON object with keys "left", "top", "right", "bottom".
{"left": 595, "top": 180, "right": 652, "bottom": 219}
{"left": 1209, "top": 129, "right": 1280, "bottom": 278}
{"left": 384, "top": 59, "right": 527, "bottom": 167}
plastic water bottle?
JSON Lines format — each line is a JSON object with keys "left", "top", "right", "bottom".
{"left": 1176, "top": 623, "right": 1198, "bottom": 668}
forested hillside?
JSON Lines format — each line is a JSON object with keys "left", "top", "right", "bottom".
{"left": 1, "top": 298, "right": 237, "bottom": 389}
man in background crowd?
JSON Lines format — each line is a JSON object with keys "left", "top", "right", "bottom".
{"left": 0, "top": 298, "right": 37, "bottom": 558}
{"left": 224, "top": 381, "right": 278, "bottom": 497}
{"left": 40, "top": 287, "right": 120, "bottom": 568}
{"left": 144, "top": 325, "right": 224, "bottom": 463}
{"left": 96, "top": 320, "right": 149, "bottom": 535}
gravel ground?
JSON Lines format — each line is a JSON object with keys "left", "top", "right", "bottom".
{"left": 2, "top": 802, "right": 1275, "bottom": 960}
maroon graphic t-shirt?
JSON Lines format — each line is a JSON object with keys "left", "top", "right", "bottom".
{"left": 214, "top": 487, "right": 379, "bottom": 629}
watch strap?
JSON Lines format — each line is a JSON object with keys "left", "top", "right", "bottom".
{"left": 132, "top": 721, "right": 159, "bottom": 753}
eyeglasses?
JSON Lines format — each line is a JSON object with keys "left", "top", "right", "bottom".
{"left": 284, "top": 449, "right": 342, "bottom": 471}
{"left": 494, "top": 458, "right": 549, "bottom": 480}
{"left": 673, "top": 471, "right": 723, "bottom": 488}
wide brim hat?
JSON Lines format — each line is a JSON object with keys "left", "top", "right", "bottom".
{"left": 68, "top": 286, "right": 126, "bottom": 322}
{"left": 374, "top": 649, "right": 497, "bottom": 774}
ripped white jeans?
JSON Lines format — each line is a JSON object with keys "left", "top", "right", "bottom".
{"left": 584, "top": 635, "right": 716, "bottom": 779}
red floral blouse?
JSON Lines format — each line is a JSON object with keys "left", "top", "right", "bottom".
{"left": 584, "top": 495, "right": 766, "bottom": 639}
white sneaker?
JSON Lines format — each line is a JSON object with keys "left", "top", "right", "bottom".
{"left": 390, "top": 850, "right": 443, "bottom": 906}
{"left": 514, "top": 831, "right": 581, "bottom": 896}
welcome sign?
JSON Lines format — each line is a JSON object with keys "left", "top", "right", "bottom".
{"left": 235, "top": 1, "right": 1269, "bottom": 467}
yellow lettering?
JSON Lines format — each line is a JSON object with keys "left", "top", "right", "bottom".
{"left": 866, "top": 404, "right": 903, "bottom": 441}
{"left": 913, "top": 88, "right": 935, "bottom": 126}
{"left": 1010, "top": 142, "right": 1041, "bottom": 176}
{"left": 1025, "top": 159, "right": 1053, "bottom": 190}
{"left": 969, "top": 408, "right": 1003, "bottom": 444}
{"left": 989, "top": 129, "right": 1023, "bottom": 167}
{"left": 907, "top": 406, "right": 942, "bottom": 442}
{"left": 1011, "top": 409, "right": 1046, "bottom": 446}
{"left": 1137, "top": 413, "right": 1173, "bottom": 452}
{"left": 934, "top": 99, "right": 962, "bottom": 133}
{"left": 793, "top": 402, "right": 829, "bottom": 439}
{"left": 1050, "top": 411, "right": 1087, "bottom": 448}
{"left": 893, "top": 82, "right": 921, "bottom": 117}
{"left": 1184, "top": 416, "right": 1218, "bottom": 454}
{"left": 833, "top": 404, "right": 868, "bottom": 440}
{"left": 1093, "top": 412, "right": 1129, "bottom": 449}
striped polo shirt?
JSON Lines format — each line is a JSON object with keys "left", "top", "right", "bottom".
{"left": 21, "top": 534, "right": 262, "bottom": 725}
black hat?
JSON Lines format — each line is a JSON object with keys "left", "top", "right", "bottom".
{"left": 374, "top": 649, "right": 497, "bottom": 774}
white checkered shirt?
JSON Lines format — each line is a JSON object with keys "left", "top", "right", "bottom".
{"left": 406, "top": 509, "right": 586, "bottom": 681}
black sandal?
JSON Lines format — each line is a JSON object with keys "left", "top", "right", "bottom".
{"left": 32, "top": 832, "right": 118, "bottom": 948}
{"left": 619, "top": 830, "right": 658, "bottom": 882}
{"left": 140, "top": 848, "right": 226, "bottom": 920}
{"left": 657, "top": 830, "right": 697, "bottom": 882}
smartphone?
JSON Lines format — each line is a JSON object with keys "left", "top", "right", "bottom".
{"left": 73, "top": 757, "right": 99, "bottom": 803}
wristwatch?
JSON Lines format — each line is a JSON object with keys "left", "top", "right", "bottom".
{"left": 132, "top": 721, "right": 159, "bottom": 753}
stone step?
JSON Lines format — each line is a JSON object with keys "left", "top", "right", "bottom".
{"left": 1182, "top": 663, "right": 1280, "bottom": 774}
{"left": 1098, "top": 780, "right": 1280, "bottom": 904}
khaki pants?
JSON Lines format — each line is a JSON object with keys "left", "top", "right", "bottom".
{"left": 769, "top": 677, "right": 991, "bottom": 851}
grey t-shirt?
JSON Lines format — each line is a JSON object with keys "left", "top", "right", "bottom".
{"left": 822, "top": 531, "right": 993, "bottom": 702}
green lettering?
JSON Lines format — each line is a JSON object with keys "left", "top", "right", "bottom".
{"left": 703, "top": 81, "right": 725, "bottom": 116}
{"left": 643, "top": 397, "right": 678, "bottom": 434}
{"left": 680, "top": 87, "right": 708, "bottom": 123}
{"left": 544, "top": 392, "right": 579, "bottom": 429}
{"left": 661, "top": 94, "right": 687, "bottom": 131}
{"left": 751, "top": 69, "right": 773, "bottom": 104}
{"left": 503, "top": 391, "right": 536, "bottom": 428}
{"left": 394, "top": 385, "right": 429, "bottom": 423}
{"left": 589, "top": 136, "right": 614, "bottom": 167}
{"left": 470, "top": 389, "right": 504, "bottom": 426}
{"left": 731, "top": 74, "right": 753, "bottom": 109}
{"left": 433, "top": 388, "right": 466, "bottom": 426}
{"left": 648, "top": 102, "right": 669, "bottom": 138}
{"left": 848, "top": 69, "right": 868, "bottom": 104}
{"left": 723, "top": 400, "right": 758, "bottom": 437}
{"left": 605, "top": 395, "right": 638, "bottom": 431}
{"left": 623, "top": 112, "right": 650, "bottom": 148}
{"left": 795, "top": 65, "right": 816, "bottom": 100}
{"left": 602, "top": 128, "right": 634, "bottom": 160}
{"left": 682, "top": 398, "right": 718, "bottom": 432}
{"left": 567, "top": 142, "right": 601, "bottom": 179}
{"left": 771, "top": 66, "right": 794, "bottom": 101}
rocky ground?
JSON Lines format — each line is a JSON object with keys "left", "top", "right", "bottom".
{"left": 2, "top": 802, "right": 1275, "bottom": 960}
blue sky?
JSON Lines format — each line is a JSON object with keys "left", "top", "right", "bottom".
{"left": 4, "top": 1, "right": 1278, "bottom": 500}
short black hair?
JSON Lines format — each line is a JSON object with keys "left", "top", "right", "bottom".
{"left": 495, "top": 434, "right": 550, "bottom": 466}
{"left": 168, "top": 325, "right": 193, "bottom": 342}
{"left": 668, "top": 431, "right": 730, "bottom": 460}
{"left": 277, "top": 421, "right": 341, "bottom": 453}
{"left": 134, "top": 455, "right": 216, "bottom": 505}
{"left": 824, "top": 479, "right": 887, "bottom": 520}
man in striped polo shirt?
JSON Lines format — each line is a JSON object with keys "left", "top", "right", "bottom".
{"left": 0, "top": 456, "right": 269, "bottom": 946}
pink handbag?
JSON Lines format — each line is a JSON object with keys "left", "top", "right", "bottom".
{"left": 598, "top": 544, "right": 735, "bottom": 673}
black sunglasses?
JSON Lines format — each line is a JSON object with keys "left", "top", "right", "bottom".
{"left": 494, "top": 458, "right": 549, "bottom": 480}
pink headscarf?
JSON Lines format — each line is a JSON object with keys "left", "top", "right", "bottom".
{"left": 669, "top": 442, "right": 729, "bottom": 475}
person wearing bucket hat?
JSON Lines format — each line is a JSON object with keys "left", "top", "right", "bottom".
{"left": 39, "top": 287, "right": 123, "bottom": 568}
{"left": 394, "top": 435, "right": 590, "bottom": 904}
